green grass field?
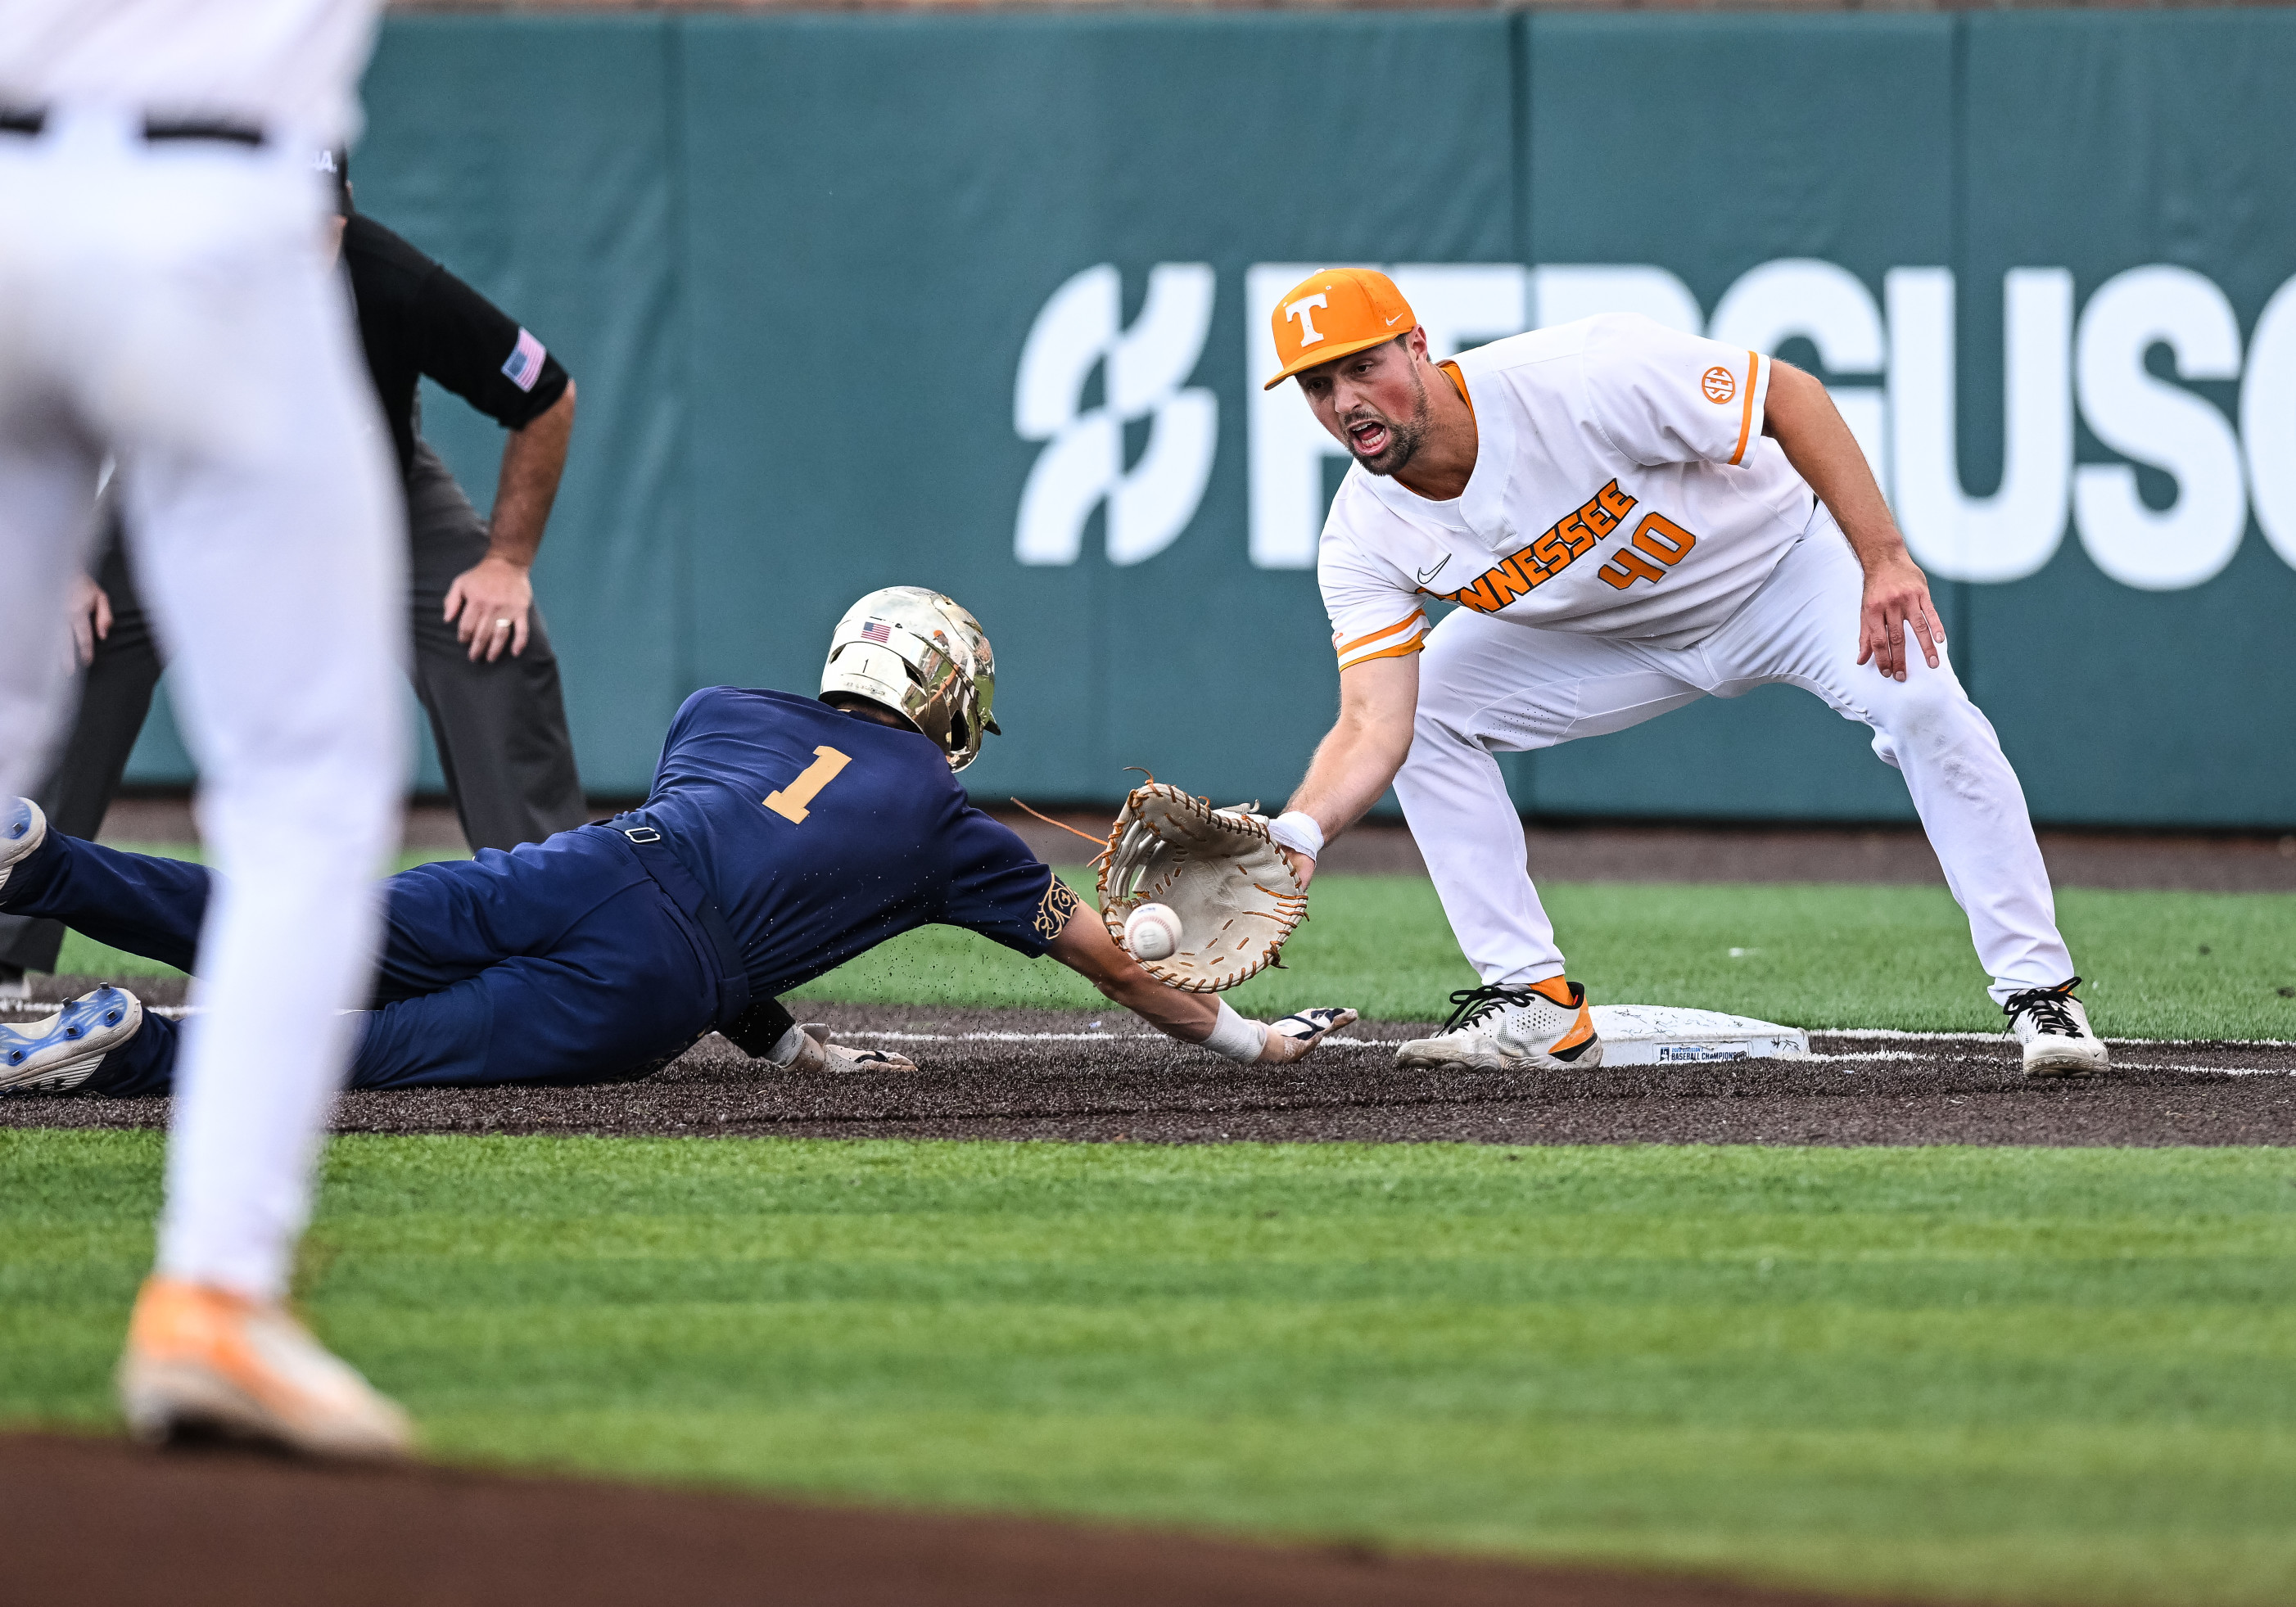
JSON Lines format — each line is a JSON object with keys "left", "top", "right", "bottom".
{"left": 17, "top": 850, "right": 2294, "bottom": 1600}
{"left": 49, "top": 849, "right": 2296, "bottom": 1040}
{"left": 4, "top": 1131, "right": 2292, "bottom": 1606}
{"left": 786, "top": 873, "right": 2296, "bottom": 1040}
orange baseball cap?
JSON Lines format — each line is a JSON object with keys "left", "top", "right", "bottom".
{"left": 1263, "top": 268, "right": 1417, "bottom": 390}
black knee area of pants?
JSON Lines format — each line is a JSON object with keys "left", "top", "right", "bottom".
{"left": 722, "top": 995, "right": 798, "bottom": 1060}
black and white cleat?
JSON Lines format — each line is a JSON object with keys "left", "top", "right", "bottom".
{"left": 2005, "top": 977, "right": 2110, "bottom": 1077}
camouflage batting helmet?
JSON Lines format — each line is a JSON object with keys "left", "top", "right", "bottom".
{"left": 820, "top": 587, "right": 1000, "bottom": 770}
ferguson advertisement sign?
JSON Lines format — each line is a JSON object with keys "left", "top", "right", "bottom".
{"left": 1015, "top": 260, "right": 2296, "bottom": 595}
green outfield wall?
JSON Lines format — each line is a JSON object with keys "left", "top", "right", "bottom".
{"left": 121, "top": 10, "right": 2296, "bottom": 828}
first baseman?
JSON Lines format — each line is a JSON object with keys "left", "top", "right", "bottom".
{"left": 1, "top": 1, "right": 409, "bottom": 1457}
{"left": 0, "top": 588, "right": 1355, "bottom": 1104}
{"left": 1253, "top": 269, "right": 2107, "bottom": 1079}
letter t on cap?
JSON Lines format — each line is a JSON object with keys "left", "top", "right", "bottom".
{"left": 1286, "top": 293, "right": 1329, "bottom": 347}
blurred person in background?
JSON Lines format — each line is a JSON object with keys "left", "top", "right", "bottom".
{"left": 0, "top": 0, "right": 412, "bottom": 1458}
{"left": 0, "top": 147, "right": 585, "bottom": 995}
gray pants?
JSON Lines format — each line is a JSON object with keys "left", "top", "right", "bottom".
{"left": 0, "top": 440, "right": 587, "bottom": 974}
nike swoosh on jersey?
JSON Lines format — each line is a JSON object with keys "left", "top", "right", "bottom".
{"left": 1414, "top": 557, "right": 1450, "bottom": 585}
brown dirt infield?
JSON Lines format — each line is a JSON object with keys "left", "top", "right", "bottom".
{"left": 0, "top": 1430, "right": 1914, "bottom": 1607}
{"left": 4, "top": 989, "right": 2289, "bottom": 1145}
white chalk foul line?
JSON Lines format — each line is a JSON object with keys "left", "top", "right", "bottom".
{"left": 843, "top": 1028, "right": 1386, "bottom": 1050}
{"left": 0, "top": 1007, "right": 2285, "bottom": 1071}
{"left": 1810, "top": 1027, "right": 2296, "bottom": 1048}
{"left": 2110, "top": 1062, "right": 2296, "bottom": 1077}
{"left": 833, "top": 1031, "right": 2290, "bottom": 1073}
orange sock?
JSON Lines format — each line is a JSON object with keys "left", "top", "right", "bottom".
{"left": 1526, "top": 976, "right": 1578, "bottom": 1007}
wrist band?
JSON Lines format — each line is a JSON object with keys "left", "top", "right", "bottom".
{"left": 1203, "top": 999, "right": 1268, "bottom": 1063}
{"left": 764, "top": 1023, "right": 806, "bottom": 1067}
{"left": 1268, "top": 811, "right": 1324, "bottom": 860}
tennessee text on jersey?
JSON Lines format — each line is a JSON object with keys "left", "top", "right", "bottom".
{"left": 1430, "top": 479, "right": 1638, "bottom": 613}
{"left": 1318, "top": 316, "right": 1803, "bottom": 656}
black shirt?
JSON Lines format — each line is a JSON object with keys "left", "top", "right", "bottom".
{"left": 342, "top": 214, "right": 572, "bottom": 481}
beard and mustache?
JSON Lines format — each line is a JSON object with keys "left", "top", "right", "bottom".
{"left": 1336, "top": 356, "right": 1433, "bottom": 479}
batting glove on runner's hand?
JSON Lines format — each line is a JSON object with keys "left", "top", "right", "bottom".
{"left": 1255, "top": 1007, "right": 1360, "bottom": 1064}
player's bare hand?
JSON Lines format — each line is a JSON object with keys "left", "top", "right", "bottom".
{"left": 1857, "top": 550, "right": 1942, "bottom": 682}
{"left": 444, "top": 556, "right": 534, "bottom": 661}
{"left": 1255, "top": 1006, "right": 1358, "bottom": 1063}
{"left": 66, "top": 573, "right": 111, "bottom": 669}
{"left": 1281, "top": 846, "right": 1318, "bottom": 891}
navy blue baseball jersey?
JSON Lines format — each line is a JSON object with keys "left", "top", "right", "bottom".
{"left": 641, "top": 688, "right": 1079, "bottom": 995}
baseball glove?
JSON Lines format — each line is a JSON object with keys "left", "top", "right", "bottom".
{"left": 1097, "top": 779, "right": 1308, "bottom": 992}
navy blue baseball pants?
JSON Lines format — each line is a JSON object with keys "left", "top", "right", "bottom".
{"left": 1, "top": 827, "right": 721, "bottom": 1095}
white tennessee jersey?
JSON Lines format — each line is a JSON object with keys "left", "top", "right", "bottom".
{"left": 1320, "top": 314, "right": 1818, "bottom": 670}
{"left": 0, "top": 0, "right": 382, "bottom": 143}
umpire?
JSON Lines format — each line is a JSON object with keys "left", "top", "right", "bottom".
{"left": 0, "top": 150, "right": 588, "bottom": 988}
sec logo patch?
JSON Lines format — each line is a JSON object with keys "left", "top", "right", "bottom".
{"left": 1701, "top": 365, "right": 1737, "bottom": 404}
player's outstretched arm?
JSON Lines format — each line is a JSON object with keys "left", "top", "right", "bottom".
{"left": 1761, "top": 361, "right": 1941, "bottom": 683}
{"left": 1044, "top": 911, "right": 1356, "bottom": 1065}
{"left": 1271, "top": 652, "right": 1418, "bottom": 891}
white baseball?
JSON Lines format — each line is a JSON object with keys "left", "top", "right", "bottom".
{"left": 1123, "top": 902, "right": 1183, "bottom": 962}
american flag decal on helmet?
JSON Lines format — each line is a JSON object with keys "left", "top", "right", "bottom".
{"left": 860, "top": 621, "right": 893, "bottom": 643}
{"left": 501, "top": 329, "right": 546, "bottom": 392}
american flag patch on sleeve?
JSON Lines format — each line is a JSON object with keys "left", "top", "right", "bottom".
{"left": 501, "top": 328, "right": 547, "bottom": 392}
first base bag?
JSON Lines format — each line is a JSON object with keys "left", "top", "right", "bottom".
{"left": 1096, "top": 780, "right": 1307, "bottom": 992}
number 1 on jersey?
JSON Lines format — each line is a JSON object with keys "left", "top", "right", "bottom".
{"left": 764, "top": 746, "right": 851, "bottom": 824}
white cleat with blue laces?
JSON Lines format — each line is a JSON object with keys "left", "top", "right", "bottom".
{"left": 0, "top": 797, "right": 45, "bottom": 896}
{"left": 0, "top": 986, "right": 144, "bottom": 1093}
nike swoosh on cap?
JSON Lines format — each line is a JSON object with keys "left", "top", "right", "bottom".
{"left": 1385, "top": 313, "right": 1406, "bottom": 326}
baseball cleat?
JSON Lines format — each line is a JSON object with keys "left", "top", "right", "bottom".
{"left": 2005, "top": 977, "right": 2109, "bottom": 1077}
{"left": 1395, "top": 978, "right": 1602, "bottom": 1072}
{"left": 118, "top": 1278, "right": 414, "bottom": 1461}
{"left": 0, "top": 797, "right": 46, "bottom": 896}
{"left": 0, "top": 986, "right": 142, "bottom": 1093}
{"left": 787, "top": 1023, "right": 918, "bottom": 1076}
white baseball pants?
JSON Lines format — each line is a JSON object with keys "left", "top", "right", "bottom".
{"left": 1394, "top": 508, "right": 2074, "bottom": 1006}
{"left": 0, "top": 111, "right": 404, "bottom": 1300}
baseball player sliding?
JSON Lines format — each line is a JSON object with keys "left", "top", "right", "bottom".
{"left": 1254, "top": 269, "right": 2107, "bottom": 1080}
{"left": 0, "top": 589, "right": 1355, "bottom": 1112}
